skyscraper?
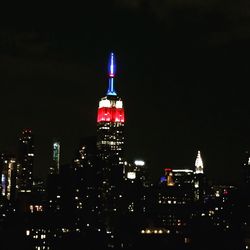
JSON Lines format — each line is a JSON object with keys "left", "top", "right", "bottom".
{"left": 0, "top": 153, "right": 17, "bottom": 201}
{"left": 49, "top": 140, "right": 60, "bottom": 175}
{"left": 96, "top": 52, "right": 125, "bottom": 185}
{"left": 96, "top": 53, "right": 126, "bottom": 232}
{"left": 195, "top": 150, "right": 204, "bottom": 174}
{"left": 242, "top": 150, "right": 250, "bottom": 187}
{"left": 17, "top": 129, "right": 34, "bottom": 193}
{"left": 194, "top": 150, "right": 206, "bottom": 201}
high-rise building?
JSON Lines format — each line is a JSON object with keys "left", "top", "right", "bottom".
{"left": 195, "top": 150, "right": 204, "bottom": 174}
{"left": 72, "top": 136, "right": 99, "bottom": 214}
{"left": 46, "top": 140, "right": 61, "bottom": 212}
{"left": 156, "top": 168, "right": 194, "bottom": 234}
{"left": 96, "top": 52, "right": 125, "bottom": 186}
{"left": 242, "top": 150, "right": 250, "bottom": 186}
{"left": 49, "top": 140, "right": 60, "bottom": 175}
{"left": 194, "top": 150, "right": 206, "bottom": 201}
{"left": 96, "top": 53, "right": 126, "bottom": 233}
{"left": 0, "top": 153, "right": 17, "bottom": 201}
{"left": 17, "top": 129, "right": 34, "bottom": 193}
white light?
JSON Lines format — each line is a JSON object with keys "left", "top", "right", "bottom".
{"left": 99, "top": 99, "right": 111, "bottom": 108}
{"left": 172, "top": 169, "right": 193, "bottom": 173}
{"left": 116, "top": 100, "right": 123, "bottom": 108}
{"left": 134, "top": 160, "right": 145, "bottom": 166}
{"left": 26, "top": 230, "right": 30, "bottom": 236}
{"left": 127, "top": 172, "right": 136, "bottom": 179}
{"left": 195, "top": 150, "right": 204, "bottom": 174}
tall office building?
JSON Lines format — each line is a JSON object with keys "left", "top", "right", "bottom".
{"left": 49, "top": 140, "right": 60, "bottom": 175}
{"left": 242, "top": 150, "right": 250, "bottom": 186}
{"left": 0, "top": 153, "right": 17, "bottom": 201}
{"left": 194, "top": 150, "right": 206, "bottom": 201}
{"left": 17, "top": 129, "right": 34, "bottom": 193}
{"left": 96, "top": 53, "right": 126, "bottom": 235}
{"left": 96, "top": 52, "right": 125, "bottom": 184}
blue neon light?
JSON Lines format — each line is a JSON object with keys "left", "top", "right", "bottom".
{"left": 109, "top": 52, "right": 115, "bottom": 77}
{"left": 107, "top": 52, "right": 117, "bottom": 96}
{"left": 107, "top": 78, "right": 117, "bottom": 96}
{"left": 160, "top": 176, "right": 166, "bottom": 183}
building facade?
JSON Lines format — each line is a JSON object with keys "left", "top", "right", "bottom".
{"left": 17, "top": 129, "right": 35, "bottom": 193}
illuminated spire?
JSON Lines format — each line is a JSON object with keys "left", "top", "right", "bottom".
{"left": 107, "top": 52, "right": 117, "bottom": 96}
{"left": 195, "top": 150, "right": 204, "bottom": 174}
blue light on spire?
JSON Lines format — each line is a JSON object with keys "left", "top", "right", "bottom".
{"left": 109, "top": 52, "right": 115, "bottom": 77}
{"left": 107, "top": 52, "right": 117, "bottom": 96}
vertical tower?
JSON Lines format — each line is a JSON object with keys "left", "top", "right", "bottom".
{"left": 195, "top": 150, "right": 204, "bottom": 174}
{"left": 96, "top": 53, "right": 125, "bottom": 233}
{"left": 0, "top": 153, "right": 17, "bottom": 201}
{"left": 194, "top": 150, "right": 206, "bottom": 201}
{"left": 49, "top": 140, "right": 60, "bottom": 175}
{"left": 243, "top": 150, "right": 250, "bottom": 186}
{"left": 17, "top": 129, "right": 34, "bottom": 193}
{"left": 97, "top": 52, "right": 125, "bottom": 184}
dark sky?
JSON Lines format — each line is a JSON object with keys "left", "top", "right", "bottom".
{"left": 0, "top": 1, "right": 250, "bottom": 184}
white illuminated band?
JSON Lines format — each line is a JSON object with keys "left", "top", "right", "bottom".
{"left": 99, "top": 99, "right": 123, "bottom": 108}
{"left": 116, "top": 101, "right": 123, "bottom": 108}
{"left": 134, "top": 160, "right": 145, "bottom": 166}
{"left": 172, "top": 169, "right": 193, "bottom": 173}
{"left": 99, "top": 99, "right": 111, "bottom": 108}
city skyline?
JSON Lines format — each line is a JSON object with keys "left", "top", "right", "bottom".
{"left": 0, "top": 1, "right": 250, "bottom": 184}
{"left": 0, "top": 49, "right": 247, "bottom": 185}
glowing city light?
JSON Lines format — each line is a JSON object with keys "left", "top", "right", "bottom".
{"left": 107, "top": 53, "right": 117, "bottom": 96}
{"left": 109, "top": 52, "right": 115, "bottom": 77}
{"left": 134, "top": 160, "right": 145, "bottom": 166}
{"left": 195, "top": 150, "right": 204, "bottom": 174}
{"left": 127, "top": 172, "right": 136, "bottom": 179}
{"left": 97, "top": 107, "right": 125, "bottom": 123}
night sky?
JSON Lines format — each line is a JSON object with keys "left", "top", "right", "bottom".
{"left": 0, "top": 1, "right": 250, "bottom": 184}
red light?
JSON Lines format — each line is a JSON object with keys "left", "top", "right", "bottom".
{"left": 97, "top": 107, "right": 125, "bottom": 123}
{"left": 164, "top": 168, "right": 172, "bottom": 172}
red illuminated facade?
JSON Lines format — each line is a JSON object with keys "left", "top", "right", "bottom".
{"left": 97, "top": 107, "right": 125, "bottom": 123}
{"left": 96, "top": 97, "right": 125, "bottom": 161}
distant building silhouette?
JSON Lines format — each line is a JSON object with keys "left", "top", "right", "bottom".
{"left": 17, "top": 129, "right": 34, "bottom": 193}
{"left": 0, "top": 152, "right": 17, "bottom": 201}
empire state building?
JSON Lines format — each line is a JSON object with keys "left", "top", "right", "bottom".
{"left": 96, "top": 53, "right": 125, "bottom": 231}
{"left": 96, "top": 53, "right": 125, "bottom": 187}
